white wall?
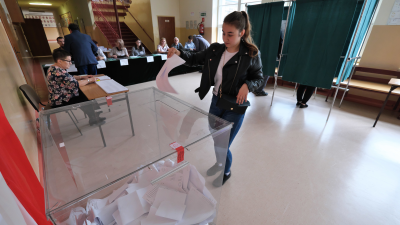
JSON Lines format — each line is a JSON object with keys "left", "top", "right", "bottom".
{"left": 150, "top": 0, "right": 181, "bottom": 49}
{"left": 179, "top": 0, "right": 213, "bottom": 27}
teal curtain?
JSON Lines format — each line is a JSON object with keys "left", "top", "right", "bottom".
{"left": 279, "top": 0, "right": 359, "bottom": 89}
{"left": 336, "top": 0, "right": 378, "bottom": 83}
{"left": 248, "top": 2, "right": 284, "bottom": 77}
{"left": 333, "top": 0, "right": 364, "bottom": 79}
{"left": 276, "top": 2, "right": 296, "bottom": 77}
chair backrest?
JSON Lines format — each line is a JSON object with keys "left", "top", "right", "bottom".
{"left": 19, "top": 84, "right": 41, "bottom": 112}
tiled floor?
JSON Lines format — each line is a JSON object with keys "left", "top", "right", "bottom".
{"left": 35, "top": 66, "right": 400, "bottom": 224}
{"left": 127, "top": 72, "right": 400, "bottom": 225}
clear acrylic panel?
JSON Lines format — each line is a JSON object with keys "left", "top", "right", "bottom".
{"left": 39, "top": 87, "right": 232, "bottom": 225}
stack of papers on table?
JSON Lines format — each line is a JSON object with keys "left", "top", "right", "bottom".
{"left": 96, "top": 76, "right": 111, "bottom": 81}
{"left": 67, "top": 161, "right": 217, "bottom": 225}
{"left": 96, "top": 79, "right": 128, "bottom": 94}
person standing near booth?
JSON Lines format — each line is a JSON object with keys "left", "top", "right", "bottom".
{"left": 168, "top": 11, "right": 263, "bottom": 186}
{"left": 64, "top": 23, "right": 98, "bottom": 75}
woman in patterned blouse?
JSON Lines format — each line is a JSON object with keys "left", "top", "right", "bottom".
{"left": 47, "top": 50, "right": 105, "bottom": 126}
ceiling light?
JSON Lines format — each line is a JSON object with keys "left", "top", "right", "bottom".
{"left": 29, "top": 3, "right": 52, "bottom": 6}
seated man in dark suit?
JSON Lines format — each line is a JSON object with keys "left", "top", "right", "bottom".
{"left": 64, "top": 23, "right": 98, "bottom": 75}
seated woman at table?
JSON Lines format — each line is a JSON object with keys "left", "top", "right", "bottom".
{"left": 171, "top": 37, "right": 183, "bottom": 50}
{"left": 157, "top": 37, "right": 169, "bottom": 53}
{"left": 108, "top": 39, "right": 129, "bottom": 58}
{"left": 47, "top": 49, "right": 105, "bottom": 126}
{"left": 92, "top": 40, "right": 107, "bottom": 60}
{"left": 132, "top": 39, "right": 146, "bottom": 56}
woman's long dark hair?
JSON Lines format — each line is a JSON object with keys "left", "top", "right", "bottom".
{"left": 133, "top": 39, "right": 142, "bottom": 49}
{"left": 224, "top": 11, "right": 258, "bottom": 57}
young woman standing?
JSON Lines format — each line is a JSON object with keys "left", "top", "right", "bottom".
{"left": 168, "top": 11, "right": 263, "bottom": 186}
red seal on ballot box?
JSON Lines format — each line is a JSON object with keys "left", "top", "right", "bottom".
{"left": 170, "top": 142, "right": 184, "bottom": 163}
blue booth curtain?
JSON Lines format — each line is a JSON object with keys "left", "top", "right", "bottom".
{"left": 279, "top": 0, "right": 359, "bottom": 89}
{"left": 248, "top": 2, "right": 284, "bottom": 77}
{"left": 336, "top": 0, "right": 378, "bottom": 84}
{"left": 333, "top": 0, "right": 364, "bottom": 80}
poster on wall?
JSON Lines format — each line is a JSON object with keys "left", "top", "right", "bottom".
{"left": 24, "top": 15, "right": 56, "bottom": 27}
{"left": 387, "top": 0, "right": 400, "bottom": 25}
{"left": 60, "top": 12, "right": 73, "bottom": 27}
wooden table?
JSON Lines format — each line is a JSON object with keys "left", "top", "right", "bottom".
{"left": 373, "top": 78, "right": 400, "bottom": 127}
{"left": 79, "top": 75, "right": 128, "bottom": 100}
{"left": 79, "top": 75, "right": 134, "bottom": 146}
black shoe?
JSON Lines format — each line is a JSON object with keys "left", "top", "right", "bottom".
{"left": 300, "top": 103, "right": 308, "bottom": 108}
{"left": 89, "top": 119, "right": 106, "bottom": 126}
{"left": 207, "top": 163, "right": 224, "bottom": 176}
{"left": 212, "top": 172, "right": 231, "bottom": 187}
{"left": 296, "top": 101, "right": 301, "bottom": 106}
{"left": 254, "top": 90, "right": 268, "bottom": 96}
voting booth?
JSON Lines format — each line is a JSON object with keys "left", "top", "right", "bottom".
{"left": 39, "top": 87, "right": 232, "bottom": 225}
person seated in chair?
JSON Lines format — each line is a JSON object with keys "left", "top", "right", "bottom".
{"left": 108, "top": 39, "right": 129, "bottom": 58}
{"left": 132, "top": 39, "right": 146, "bottom": 56}
{"left": 157, "top": 37, "right": 169, "bottom": 53}
{"left": 47, "top": 50, "right": 105, "bottom": 126}
{"left": 184, "top": 35, "right": 196, "bottom": 51}
{"left": 92, "top": 40, "right": 107, "bottom": 61}
{"left": 171, "top": 37, "right": 183, "bottom": 50}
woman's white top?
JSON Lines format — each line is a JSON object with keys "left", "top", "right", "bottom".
{"left": 108, "top": 47, "right": 129, "bottom": 57}
{"left": 97, "top": 48, "right": 107, "bottom": 59}
{"left": 213, "top": 50, "right": 238, "bottom": 96}
{"left": 157, "top": 44, "right": 169, "bottom": 52}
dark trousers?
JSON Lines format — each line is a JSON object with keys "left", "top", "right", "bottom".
{"left": 53, "top": 90, "right": 100, "bottom": 120}
{"left": 297, "top": 85, "right": 316, "bottom": 104}
{"left": 77, "top": 64, "right": 98, "bottom": 75}
{"left": 208, "top": 94, "right": 245, "bottom": 174}
{"left": 254, "top": 76, "right": 270, "bottom": 93}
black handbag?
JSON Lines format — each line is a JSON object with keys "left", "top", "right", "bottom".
{"left": 215, "top": 53, "right": 250, "bottom": 115}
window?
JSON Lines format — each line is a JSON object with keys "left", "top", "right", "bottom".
{"left": 217, "top": 0, "right": 261, "bottom": 43}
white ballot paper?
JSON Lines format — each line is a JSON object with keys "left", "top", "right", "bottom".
{"left": 98, "top": 201, "right": 118, "bottom": 225}
{"left": 68, "top": 207, "right": 86, "bottom": 225}
{"left": 120, "top": 59, "right": 129, "bottom": 66}
{"left": 188, "top": 165, "right": 205, "bottom": 193}
{"left": 136, "top": 186, "right": 152, "bottom": 213}
{"left": 156, "top": 54, "right": 185, "bottom": 94}
{"left": 147, "top": 56, "right": 154, "bottom": 63}
{"left": 96, "top": 79, "right": 128, "bottom": 94}
{"left": 161, "top": 55, "right": 167, "bottom": 60}
{"left": 176, "top": 187, "right": 215, "bottom": 225}
{"left": 153, "top": 187, "right": 187, "bottom": 208}
{"left": 141, "top": 206, "right": 176, "bottom": 225}
{"left": 67, "top": 64, "right": 78, "bottom": 72}
{"left": 118, "top": 192, "right": 146, "bottom": 225}
{"left": 97, "top": 61, "right": 106, "bottom": 69}
{"left": 112, "top": 210, "right": 123, "bottom": 225}
{"left": 156, "top": 200, "right": 186, "bottom": 221}
{"left": 45, "top": 64, "right": 53, "bottom": 67}
{"left": 108, "top": 183, "right": 128, "bottom": 204}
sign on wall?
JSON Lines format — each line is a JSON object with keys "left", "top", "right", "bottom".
{"left": 387, "top": 0, "right": 400, "bottom": 25}
{"left": 24, "top": 15, "right": 56, "bottom": 27}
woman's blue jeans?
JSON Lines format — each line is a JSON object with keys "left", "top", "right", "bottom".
{"left": 208, "top": 94, "right": 245, "bottom": 174}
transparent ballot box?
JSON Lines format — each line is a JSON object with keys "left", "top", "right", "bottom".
{"left": 39, "top": 87, "right": 232, "bottom": 225}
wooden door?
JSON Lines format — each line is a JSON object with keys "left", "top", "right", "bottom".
{"left": 21, "top": 19, "right": 51, "bottom": 57}
{"left": 0, "top": 3, "right": 34, "bottom": 87}
{"left": 158, "top": 16, "right": 175, "bottom": 47}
